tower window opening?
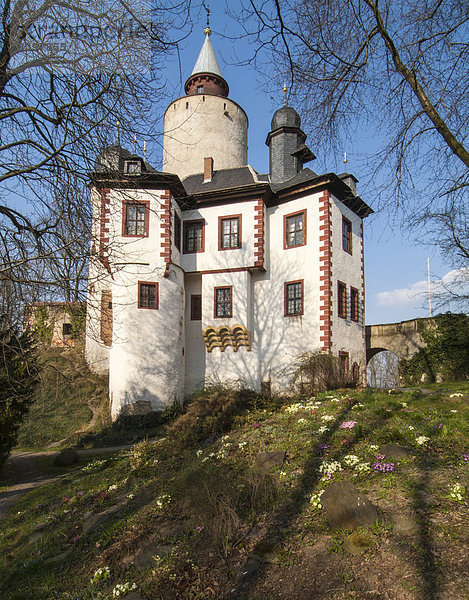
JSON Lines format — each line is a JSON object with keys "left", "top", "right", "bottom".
{"left": 186, "top": 101, "right": 189, "bottom": 109}
{"left": 197, "top": 85, "right": 204, "bottom": 94}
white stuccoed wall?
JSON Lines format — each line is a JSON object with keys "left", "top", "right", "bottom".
{"left": 184, "top": 274, "right": 206, "bottom": 394}
{"left": 180, "top": 201, "right": 256, "bottom": 273}
{"left": 253, "top": 194, "right": 322, "bottom": 390}
{"left": 163, "top": 95, "right": 248, "bottom": 179}
{"left": 86, "top": 187, "right": 185, "bottom": 418}
{"left": 85, "top": 186, "right": 111, "bottom": 375}
{"left": 202, "top": 269, "right": 255, "bottom": 387}
{"left": 330, "top": 194, "right": 366, "bottom": 375}
{"left": 109, "top": 264, "right": 185, "bottom": 418}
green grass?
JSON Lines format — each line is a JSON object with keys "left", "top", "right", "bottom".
{"left": 0, "top": 383, "right": 468, "bottom": 600}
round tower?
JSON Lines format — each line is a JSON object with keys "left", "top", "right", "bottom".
{"left": 163, "top": 27, "right": 248, "bottom": 181}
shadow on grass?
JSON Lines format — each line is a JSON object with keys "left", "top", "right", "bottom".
{"left": 74, "top": 409, "right": 173, "bottom": 448}
{"left": 227, "top": 396, "right": 442, "bottom": 600}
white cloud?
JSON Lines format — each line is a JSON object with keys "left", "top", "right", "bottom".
{"left": 376, "top": 268, "right": 469, "bottom": 308}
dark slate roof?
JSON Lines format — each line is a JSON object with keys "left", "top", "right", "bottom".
{"left": 95, "top": 145, "right": 157, "bottom": 174}
{"left": 271, "top": 105, "right": 301, "bottom": 129}
{"left": 182, "top": 166, "right": 266, "bottom": 194}
{"left": 270, "top": 168, "right": 318, "bottom": 192}
{"left": 271, "top": 168, "right": 373, "bottom": 217}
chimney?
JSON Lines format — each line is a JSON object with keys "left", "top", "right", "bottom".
{"left": 203, "top": 157, "right": 214, "bottom": 182}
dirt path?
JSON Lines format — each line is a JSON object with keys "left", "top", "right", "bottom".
{"left": 0, "top": 445, "right": 131, "bottom": 521}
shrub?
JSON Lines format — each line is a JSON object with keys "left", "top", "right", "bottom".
{"left": 290, "top": 351, "right": 355, "bottom": 396}
{"left": 0, "top": 326, "right": 38, "bottom": 469}
{"left": 32, "top": 306, "right": 53, "bottom": 345}
{"left": 164, "top": 387, "right": 259, "bottom": 453}
{"left": 401, "top": 313, "right": 469, "bottom": 384}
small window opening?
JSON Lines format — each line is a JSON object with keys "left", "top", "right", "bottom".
{"left": 63, "top": 323, "right": 73, "bottom": 336}
{"left": 197, "top": 85, "right": 204, "bottom": 93}
{"left": 125, "top": 161, "right": 140, "bottom": 175}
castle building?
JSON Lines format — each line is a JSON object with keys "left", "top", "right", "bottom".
{"left": 85, "top": 27, "right": 373, "bottom": 418}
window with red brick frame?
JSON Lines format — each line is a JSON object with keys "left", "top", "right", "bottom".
{"left": 214, "top": 287, "right": 232, "bottom": 318}
{"left": 138, "top": 282, "right": 158, "bottom": 309}
{"left": 350, "top": 287, "right": 359, "bottom": 322}
{"left": 183, "top": 219, "right": 205, "bottom": 253}
{"left": 338, "top": 281, "right": 347, "bottom": 318}
{"left": 284, "top": 210, "right": 306, "bottom": 248}
{"left": 191, "top": 294, "right": 202, "bottom": 320}
{"left": 284, "top": 280, "right": 304, "bottom": 316}
{"left": 123, "top": 201, "right": 149, "bottom": 237}
{"left": 219, "top": 215, "right": 241, "bottom": 250}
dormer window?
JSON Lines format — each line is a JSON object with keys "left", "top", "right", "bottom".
{"left": 197, "top": 85, "right": 204, "bottom": 94}
{"left": 125, "top": 160, "right": 141, "bottom": 175}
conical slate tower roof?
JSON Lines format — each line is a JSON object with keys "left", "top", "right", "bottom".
{"left": 185, "top": 27, "right": 229, "bottom": 97}
{"left": 191, "top": 31, "right": 223, "bottom": 77}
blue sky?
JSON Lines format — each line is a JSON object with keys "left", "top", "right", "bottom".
{"left": 155, "top": 9, "right": 458, "bottom": 325}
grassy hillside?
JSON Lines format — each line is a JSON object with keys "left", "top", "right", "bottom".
{"left": 15, "top": 347, "right": 110, "bottom": 449}
{"left": 1, "top": 384, "right": 468, "bottom": 600}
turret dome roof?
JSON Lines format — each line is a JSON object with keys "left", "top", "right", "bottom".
{"left": 271, "top": 105, "right": 301, "bottom": 130}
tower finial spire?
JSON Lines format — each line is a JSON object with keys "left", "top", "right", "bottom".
{"left": 344, "top": 151, "right": 348, "bottom": 173}
{"left": 203, "top": 2, "right": 211, "bottom": 35}
{"left": 116, "top": 120, "right": 121, "bottom": 145}
{"left": 283, "top": 81, "right": 288, "bottom": 106}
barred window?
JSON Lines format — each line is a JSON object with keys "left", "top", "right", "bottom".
{"left": 214, "top": 287, "right": 232, "bottom": 318}
{"left": 285, "top": 281, "right": 304, "bottom": 316}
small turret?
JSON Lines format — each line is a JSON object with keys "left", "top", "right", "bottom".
{"left": 266, "top": 103, "right": 315, "bottom": 184}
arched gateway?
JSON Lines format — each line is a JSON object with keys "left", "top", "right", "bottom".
{"left": 365, "top": 318, "right": 432, "bottom": 363}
